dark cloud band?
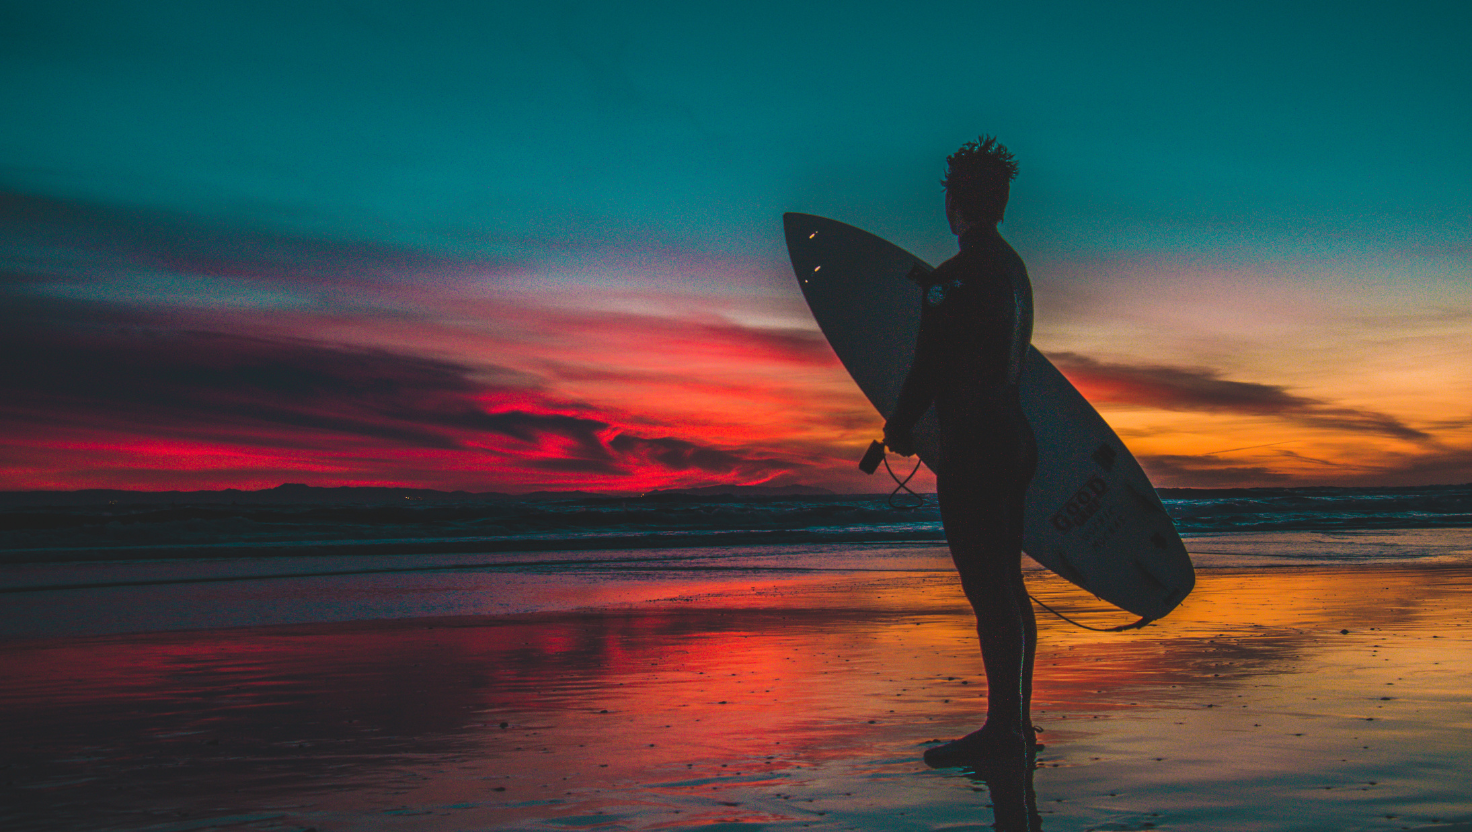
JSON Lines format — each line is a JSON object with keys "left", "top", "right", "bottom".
{"left": 0, "top": 294, "right": 795, "bottom": 486}
{"left": 1052, "top": 352, "right": 1430, "bottom": 442}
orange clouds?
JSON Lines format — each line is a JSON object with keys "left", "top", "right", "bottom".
{"left": 1051, "top": 352, "right": 1431, "bottom": 442}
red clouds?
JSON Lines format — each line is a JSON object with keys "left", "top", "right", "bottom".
{"left": 1, "top": 185, "right": 883, "bottom": 492}
{"left": 0, "top": 291, "right": 823, "bottom": 491}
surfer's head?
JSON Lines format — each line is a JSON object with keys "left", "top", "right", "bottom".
{"left": 943, "top": 136, "right": 1017, "bottom": 229}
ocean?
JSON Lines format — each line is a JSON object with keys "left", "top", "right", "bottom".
{"left": 2, "top": 485, "right": 1470, "bottom": 639}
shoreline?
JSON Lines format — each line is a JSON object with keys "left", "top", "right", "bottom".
{"left": 6, "top": 530, "right": 1472, "bottom": 641}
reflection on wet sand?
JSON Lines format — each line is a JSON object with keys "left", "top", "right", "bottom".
{"left": 3, "top": 565, "right": 1471, "bottom": 831}
{"left": 953, "top": 755, "right": 1042, "bottom": 832}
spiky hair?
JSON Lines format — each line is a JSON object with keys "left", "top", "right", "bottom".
{"left": 942, "top": 136, "right": 1018, "bottom": 224}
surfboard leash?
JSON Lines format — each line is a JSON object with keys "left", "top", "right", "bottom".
{"left": 881, "top": 453, "right": 927, "bottom": 509}
{"left": 867, "top": 442, "right": 1153, "bottom": 633}
{"left": 1026, "top": 593, "right": 1153, "bottom": 632}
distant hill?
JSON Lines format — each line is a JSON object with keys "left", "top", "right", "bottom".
{"left": 0, "top": 484, "right": 500, "bottom": 506}
{"left": 642, "top": 484, "right": 836, "bottom": 498}
{"left": 0, "top": 482, "right": 835, "bottom": 506}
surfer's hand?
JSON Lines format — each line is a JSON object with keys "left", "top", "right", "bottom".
{"left": 883, "top": 422, "right": 915, "bottom": 457}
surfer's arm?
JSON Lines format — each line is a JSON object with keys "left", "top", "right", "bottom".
{"left": 884, "top": 302, "right": 944, "bottom": 453}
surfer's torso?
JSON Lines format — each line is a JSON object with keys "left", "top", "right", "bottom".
{"left": 890, "top": 225, "right": 1034, "bottom": 453}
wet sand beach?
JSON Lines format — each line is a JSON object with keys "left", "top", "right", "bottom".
{"left": 4, "top": 563, "right": 1472, "bottom": 832}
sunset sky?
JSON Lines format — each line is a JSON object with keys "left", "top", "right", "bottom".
{"left": 3, "top": 1, "right": 1469, "bottom": 493}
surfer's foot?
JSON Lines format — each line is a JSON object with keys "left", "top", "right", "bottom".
{"left": 923, "top": 724, "right": 1038, "bottom": 768}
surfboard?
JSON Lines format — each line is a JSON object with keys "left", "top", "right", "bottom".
{"left": 784, "top": 213, "right": 1193, "bottom": 621}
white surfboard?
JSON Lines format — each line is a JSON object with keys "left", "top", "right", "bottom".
{"left": 785, "top": 213, "right": 1193, "bottom": 621}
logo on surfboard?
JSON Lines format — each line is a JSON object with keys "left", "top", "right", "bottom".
{"left": 1050, "top": 476, "right": 1109, "bottom": 533}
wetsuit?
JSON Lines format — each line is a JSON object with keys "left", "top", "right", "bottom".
{"left": 888, "top": 223, "right": 1036, "bottom": 501}
{"left": 885, "top": 223, "right": 1038, "bottom": 739}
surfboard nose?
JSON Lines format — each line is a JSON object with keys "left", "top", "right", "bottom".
{"left": 783, "top": 212, "right": 823, "bottom": 250}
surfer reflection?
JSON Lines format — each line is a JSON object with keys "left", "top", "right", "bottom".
{"left": 950, "top": 754, "right": 1043, "bottom": 831}
{"left": 884, "top": 137, "right": 1040, "bottom": 766}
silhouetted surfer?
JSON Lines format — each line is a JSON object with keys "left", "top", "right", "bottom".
{"left": 884, "top": 137, "right": 1039, "bottom": 766}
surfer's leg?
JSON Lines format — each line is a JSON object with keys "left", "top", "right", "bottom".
{"left": 1014, "top": 422, "right": 1038, "bottom": 733}
{"left": 926, "top": 423, "right": 1039, "bottom": 769}
{"left": 935, "top": 465, "right": 1035, "bottom": 750}
{"left": 963, "top": 525, "right": 1034, "bottom": 740}
{"left": 1001, "top": 479, "right": 1036, "bottom": 741}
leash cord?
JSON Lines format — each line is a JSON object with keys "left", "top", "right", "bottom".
{"left": 878, "top": 446, "right": 1152, "bottom": 632}
{"left": 881, "top": 453, "right": 926, "bottom": 510}
{"left": 1027, "top": 593, "right": 1153, "bottom": 632}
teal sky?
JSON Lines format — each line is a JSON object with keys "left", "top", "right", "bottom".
{"left": 8, "top": 2, "right": 1467, "bottom": 259}
{"left": 3, "top": 1, "right": 1470, "bottom": 491}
